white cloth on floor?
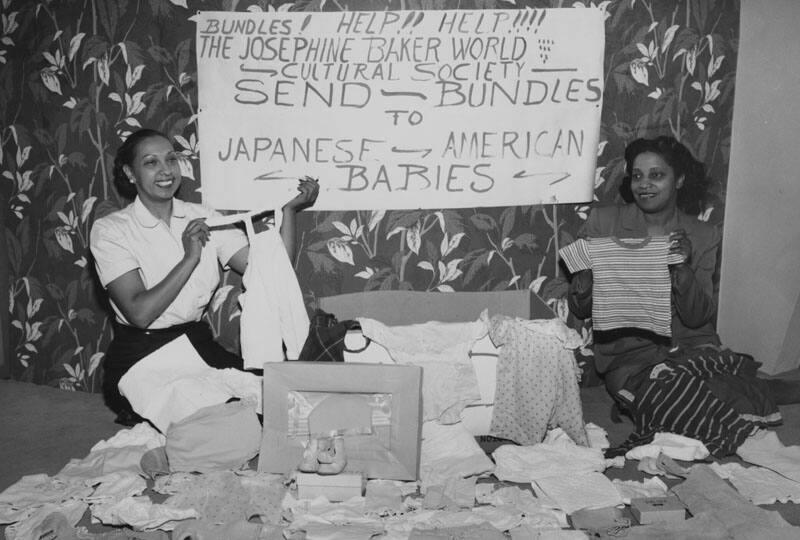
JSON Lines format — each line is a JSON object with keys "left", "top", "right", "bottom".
{"left": 239, "top": 228, "right": 309, "bottom": 367}
{"left": 711, "top": 462, "right": 800, "bottom": 505}
{"left": 625, "top": 432, "right": 710, "bottom": 461}
{"left": 357, "top": 317, "right": 487, "bottom": 423}
{"left": 85, "top": 471, "right": 147, "bottom": 504}
{"left": 91, "top": 423, "right": 166, "bottom": 452}
{"left": 3, "top": 500, "right": 87, "bottom": 540}
{"left": 476, "top": 486, "right": 565, "bottom": 529}
{"left": 585, "top": 423, "right": 610, "bottom": 450}
{"left": 488, "top": 315, "right": 587, "bottom": 446}
{"left": 90, "top": 495, "right": 197, "bottom": 531}
{"left": 118, "top": 334, "right": 262, "bottom": 432}
{"left": 57, "top": 444, "right": 149, "bottom": 480}
{"left": 492, "top": 440, "right": 606, "bottom": 483}
{"left": 0, "top": 474, "right": 93, "bottom": 525}
{"left": 737, "top": 430, "right": 800, "bottom": 483}
{"left": 55, "top": 425, "right": 165, "bottom": 483}
{"left": 419, "top": 421, "right": 494, "bottom": 490}
{"left": 611, "top": 477, "right": 668, "bottom": 505}
{"left": 509, "top": 527, "right": 588, "bottom": 540}
{"left": 534, "top": 471, "right": 623, "bottom": 515}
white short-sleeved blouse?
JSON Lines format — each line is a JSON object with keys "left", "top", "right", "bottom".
{"left": 90, "top": 197, "right": 247, "bottom": 329}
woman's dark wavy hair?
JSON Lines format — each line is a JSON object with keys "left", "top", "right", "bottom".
{"left": 620, "top": 136, "right": 710, "bottom": 215}
{"left": 112, "top": 128, "right": 170, "bottom": 200}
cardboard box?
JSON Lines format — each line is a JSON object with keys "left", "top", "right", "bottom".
{"left": 258, "top": 362, "right": 423, "bottom": 481}
{"left": 319, "top": 290, "right": 555, "bottom": 326}
{"left": 630, "top": 496, "right": 686, "bottom": 524}
{"left": 295, "top": 472, "right": 364, "bottom": 501}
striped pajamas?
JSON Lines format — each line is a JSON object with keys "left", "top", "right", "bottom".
{"left": 610, "top": 350, "right": 779, "bottom": 457}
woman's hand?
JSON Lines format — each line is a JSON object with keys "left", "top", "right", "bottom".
{"left": 182, "top": 217, "right": 210, "bottom": 263}
{"left": 283, "top": 176, "right": 320, "bottom": 213}
{"left": 669, "top": 229, "right": 692, "bottom": 263}
{"left": 669, "top": 229, "right": 696, "bottom": 293}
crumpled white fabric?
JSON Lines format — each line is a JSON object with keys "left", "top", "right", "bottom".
{"left": 710, "top": 462, "right": 800, "bottom": 505}
{"left": 492, "top": 440, "right": 606, "bottom": 483}
{"left": 625, "top": 432, "right": 710, "bottom": 461}
{"left": 475, "top": 486, "right": 565, "bottom": 529}
{"left": 2, "top": 499, "right": 87, "bottom": 540}
{"left": 357, "top": 316, "right": 487, "bottom": 424}
{"left": 611, "top": 477, "right": 668, "bottom": 505}
{"left": 118, "top": 334, "right": 262, "bottom": 432}
{"left": 90, "top": 495, "right": 197, "bottom": 531}
{"left": 0, "top": 474, "right": 93, "bottom": 526}
{"left": 509, "top": 526, "right": 588, "bottom": 540}
{"left": 301, "top": 522, "right": 386, "bottom": 540}
{"left": 737, "top": 430, "right": 800, "bottom": 484}
{"left": 534, "top": 472, "right": 623, "bottom": 515}
{"left": 282, "top": 494, "right": 376, "bottom": 526}
{"left": 91, "top": 423, "right": 166, "bottom": 452}
{"left": 239, "top": 228, "right": 309, "bottom": 368}
{"left": 419, "top": 421, "right": 494, "bottom": 490}
{"left": 84, "top": 471, "right": 147, "bottom": 504}
{"left": 57, "top": 445, "right": 149, "bottom": 480}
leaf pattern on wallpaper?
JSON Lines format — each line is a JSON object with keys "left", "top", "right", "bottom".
{"left": 0, "top": 0, "right": 739, "bottom": 389}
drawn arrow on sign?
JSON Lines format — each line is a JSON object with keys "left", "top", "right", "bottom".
{"left": 254, "top": 170, "right": 294, "bottom": 181}
{"left": 239, "top": 64, "right": 277, "bottom": 76}
{"left": 391, "top": 146, "right": 433, "bottom": 158}
{"left": 512, "top": 171, "right": 571, "bottom": 185}
{"left": 380, "top": 89, "right": 427, "bottom": 100}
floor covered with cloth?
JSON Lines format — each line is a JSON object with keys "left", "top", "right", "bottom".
{"left": 3, "top": 375, "right": 800, "bottom": 538}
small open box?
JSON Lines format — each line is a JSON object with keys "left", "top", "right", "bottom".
{"left": 258, "top": 362, "right": 423, "bottom": 481}
{"left": 295, "top": 472, "right": 365, "bottom": 501}
{"left": 630, "top": 496, "right": 686, "bottom": 524}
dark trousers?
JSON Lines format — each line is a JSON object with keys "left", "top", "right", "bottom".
{"left": 102, "top": 321, "right": 243, "bottom": 415}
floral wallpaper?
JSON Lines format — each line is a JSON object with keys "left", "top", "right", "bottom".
{"left": 0, "top": 0, "right": 739, "bottom": 390}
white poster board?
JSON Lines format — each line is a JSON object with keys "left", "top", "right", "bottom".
{"left": 196, "top": 9, "right": 604, "bottom": 211}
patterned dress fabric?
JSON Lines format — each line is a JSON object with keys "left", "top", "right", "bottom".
{"left": 488, "top": 316, "right": 588, "bottom": 446}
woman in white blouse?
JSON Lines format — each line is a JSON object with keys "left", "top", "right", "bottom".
{"left": 90, "top": 128, "right": 318, "bottom": 425}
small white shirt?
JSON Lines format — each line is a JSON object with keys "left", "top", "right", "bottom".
{"left": 90, "top": 197, "right": 247, "bottom": 329}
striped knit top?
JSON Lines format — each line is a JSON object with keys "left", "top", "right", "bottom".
{"left": 559, "top": 237, "right": 685, "bottom": 337}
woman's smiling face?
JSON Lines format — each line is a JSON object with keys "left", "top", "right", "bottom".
{"left": 124, "top": 135, "right": 182, "bottom": 205}
{"left": 630, "top": 151, "right": 684, "bottom": 215}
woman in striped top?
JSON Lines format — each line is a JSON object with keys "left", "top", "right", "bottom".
{"left": 567, "top": 136, "right": 799, "bottom": 457}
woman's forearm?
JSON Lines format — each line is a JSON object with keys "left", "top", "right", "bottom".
{"left": 110, "top": 255, "right": 200, "bottom": 329}
{"left": 279, "top": 205, "right": 297, "bottom": 261}
{"left": 671, "top": 264, "right": 716, "bottom": 328}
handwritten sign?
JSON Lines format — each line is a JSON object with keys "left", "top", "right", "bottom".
{"left": 195, "top": 9, "right": 604, "bottom": 210}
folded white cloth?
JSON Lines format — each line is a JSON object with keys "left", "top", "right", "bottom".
{"left": 612, "top": 477, "right": 668, "bottom": 505}
{"left": 492, "top": 439, "right": 606, "bottom": 483}
{"left": 737, "top": 430, "right": 800, "bottom": 484}
{"left": 534, "top": 471, "right": 623, "bottom": 515}
{"left": 711, "top": 462, "right": 800, "bottom": 505}
{"left": 625, "top": 432, "right": 709, "bottom": 461}
{"left": 419, "top": 421, "right": 495, "bottom": 490}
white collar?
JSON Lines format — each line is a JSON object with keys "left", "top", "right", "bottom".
{"left": 133, "top": 196, "right": 187, "bottom": 228}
